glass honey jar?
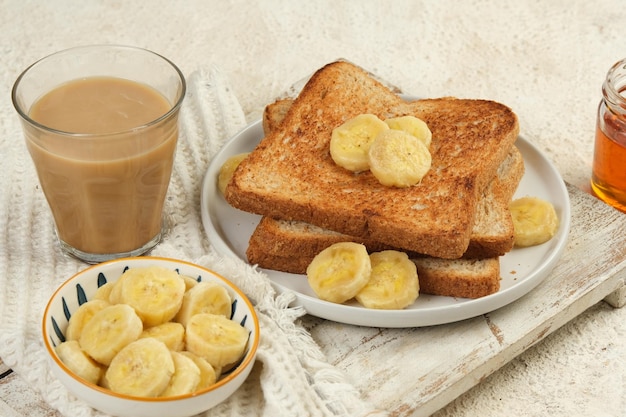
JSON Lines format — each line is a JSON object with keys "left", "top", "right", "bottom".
{"left": 591, "top": 58, "right": 626, "bottom": 213}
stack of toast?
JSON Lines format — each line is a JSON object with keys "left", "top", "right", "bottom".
{"left": 225, "top": 61, "right": 522, "bottom": 300}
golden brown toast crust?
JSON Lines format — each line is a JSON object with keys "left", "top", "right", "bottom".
{"left": 463, "top": 145, "right": 524, "bottom": 257}
{"left": 412, "top": 258, "right": 501, "bottom": 299}
{"left": 262, "top": 98, "right": 292, "bottom": 136}
{"left": 226, "top": 61, "right": 519, "bottom": 259}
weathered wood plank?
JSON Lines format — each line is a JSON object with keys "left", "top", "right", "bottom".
{"left": 301, "top": 184, "right": 626, "bottom": 416}
{"left": 0, "top": 369, "right": 61, "bottom": 417}
{"left": 604, "top": 281, "right": 626, "bottom": 308}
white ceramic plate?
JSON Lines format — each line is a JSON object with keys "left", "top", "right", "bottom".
{"left": 201, "top": 120, "right": 571, "bottom": 328}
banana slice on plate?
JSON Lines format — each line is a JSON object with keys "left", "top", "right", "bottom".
{"left": 55, "top": 340, "right": 103, "bottom": 385}
{"left": 65, "top": 299, "right": 110, "bottom": 341}
{"left": 185, "top": 313, "right": 249, "bottom": 371}
{"left": 384, "top": 115, "right": 432, "bottom": 148}
{"left": 160, "top": 351, "right": 201, "bottom": 397}
{"left": 139, "top": 321, "right": 185, "bottom": 351}
{"left": 79, "top": 303, "right": 143, "bottom": 366}
{"left": 119, "top": 266, "right": 186, "bottom": 327}
{"left": 218, "top": 152, "right": 250, "bottom": 195}
{"left": 330, "top": 114, "right": 389, "bottom": 172}
{"left": 368, "top": 129, "right": 432, "bottom": 188}
{"left": 306, "top": 242, "right": 372, "bottom": 304}
{"left": 510, "top": 196, "right": 559, "bottom": 247}
{"left": 355, "top": 250, "right": 419, "bottom": 310}
{"left": 175, "top": 281, "right": 232, "bottom": 327}
{"left": 105, "top": 337, "right": 175, "bottom": 397}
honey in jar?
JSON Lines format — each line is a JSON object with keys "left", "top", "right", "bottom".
{"left": 591, "top": 58, "right": 626, "bottom": 213}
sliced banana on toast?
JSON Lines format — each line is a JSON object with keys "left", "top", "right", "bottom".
{"left": 306, "top": 242, "right": 372, "bottom": 304}
{"left": 510, "top": 196, "right": 559, "bottom": 247}
{"left": 355, "top": 250, "right": 419, "bottom": 310}
{"left": 330, "top": 114, "right": 389, "bottom": 172}
{"left": 368, "top": 129, "right": 432, "bottom": 187}
{"left": 385, "top": 115, "right": 432, "bottom": 149}
{"left": 330, "top": 113, "right": 432, "bottom": 186}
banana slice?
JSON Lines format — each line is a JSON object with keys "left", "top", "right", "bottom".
{"left": 79, "top": 303, "right": 143, "bottom": 366}
{"left": 107, "top": 273, "right": 127, "bottom": 305}
{"left": 179, "top": 351, "right": 218, "bottom": 390}
{"left": 139, "top": 321, "right": 185, "bottom": 351}
{"left": 385, "top": 115, "right": 432, "bottom": 148}
{"left": 65, "top": 299, "right": 110, "bottom": 341}
{"left": 55, "top": 340, "right": 103, "bottom": 385}
{"left": 92, "top": 282, "right": 115, "bottom": 302}
{"left": 330, "top": 114, "right": 389, "bottom": 172}
{"left": 510, "top": 196, "right": 559, "bottom": 247}
{"left": 99, "top": 371, "right": 111, "bottom": 390}
{"left": 185, "top": 313, "right": 249, "bottom": 371}
{"left": 181, "top": 274, "right": 200, "bottom": 291}
{"left": 218, "top": 153, "right": 250, "bottom": 195}
{"left": 119, "top": 266, "right": 186, "bottom": 327}
{"left": 175, "top": 281, "right": 232, "bottom": 327}
{"left": 355, "top": 250, "right": 419, "bottom": 310}
{"left": 306, "top": 242, "right": 372, "bottom": 304}
{"left": 105, "top": 337, "right": 175, "bottom": 397}
{"left": 160, "top": 351, "right": 201, "bottom": 397}
{"left": 368, "top": 129, "right": 432, "bottom": 188}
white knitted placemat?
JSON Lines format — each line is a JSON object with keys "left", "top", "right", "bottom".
{"left": 0, "top": 67, "right": 387, "bottom": 417}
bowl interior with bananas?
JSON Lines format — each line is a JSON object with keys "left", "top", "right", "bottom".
{"left": 42, "top": 256, "right": 260, "bottom": 417}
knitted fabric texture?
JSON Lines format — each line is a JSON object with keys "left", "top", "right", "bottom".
{"left": 0, "top": 67, "right": 387, "bottom": 417}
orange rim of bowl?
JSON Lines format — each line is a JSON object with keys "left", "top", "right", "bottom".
{"left": 42, "top": 256, "right": 260, "bottom": 402}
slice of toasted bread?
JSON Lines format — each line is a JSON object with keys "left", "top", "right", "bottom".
{"left": 226, "top": 61, "right": 519, "bottom": 259}
{"left": 258, "top": 98, "right": 525, "bottom": 258}
{"left": 247, "top": 145, "right": 523, "bottom": 268}
{"left": 245, "top": 147, "right": 519, "bottom": 300}
{"left": 245, "top": 215, "right": 502, "bottom": 299}
{"left": 463, "top": 145, "right": 524, "bottom": 257}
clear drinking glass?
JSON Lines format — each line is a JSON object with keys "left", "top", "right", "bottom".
{"left": 12, "top": 45, "right": 186, "bottom": 263}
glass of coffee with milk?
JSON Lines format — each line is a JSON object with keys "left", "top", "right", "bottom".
{"left": 12, "top": 45, "right": 186, "bottom": 263}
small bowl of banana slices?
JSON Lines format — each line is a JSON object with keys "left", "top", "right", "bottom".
{"left": 42, "top": 256, "right": 260, "bottom": 417}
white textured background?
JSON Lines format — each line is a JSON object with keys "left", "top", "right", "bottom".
{"left": 1, "top": 0, "right": 625, "bottom": 416}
